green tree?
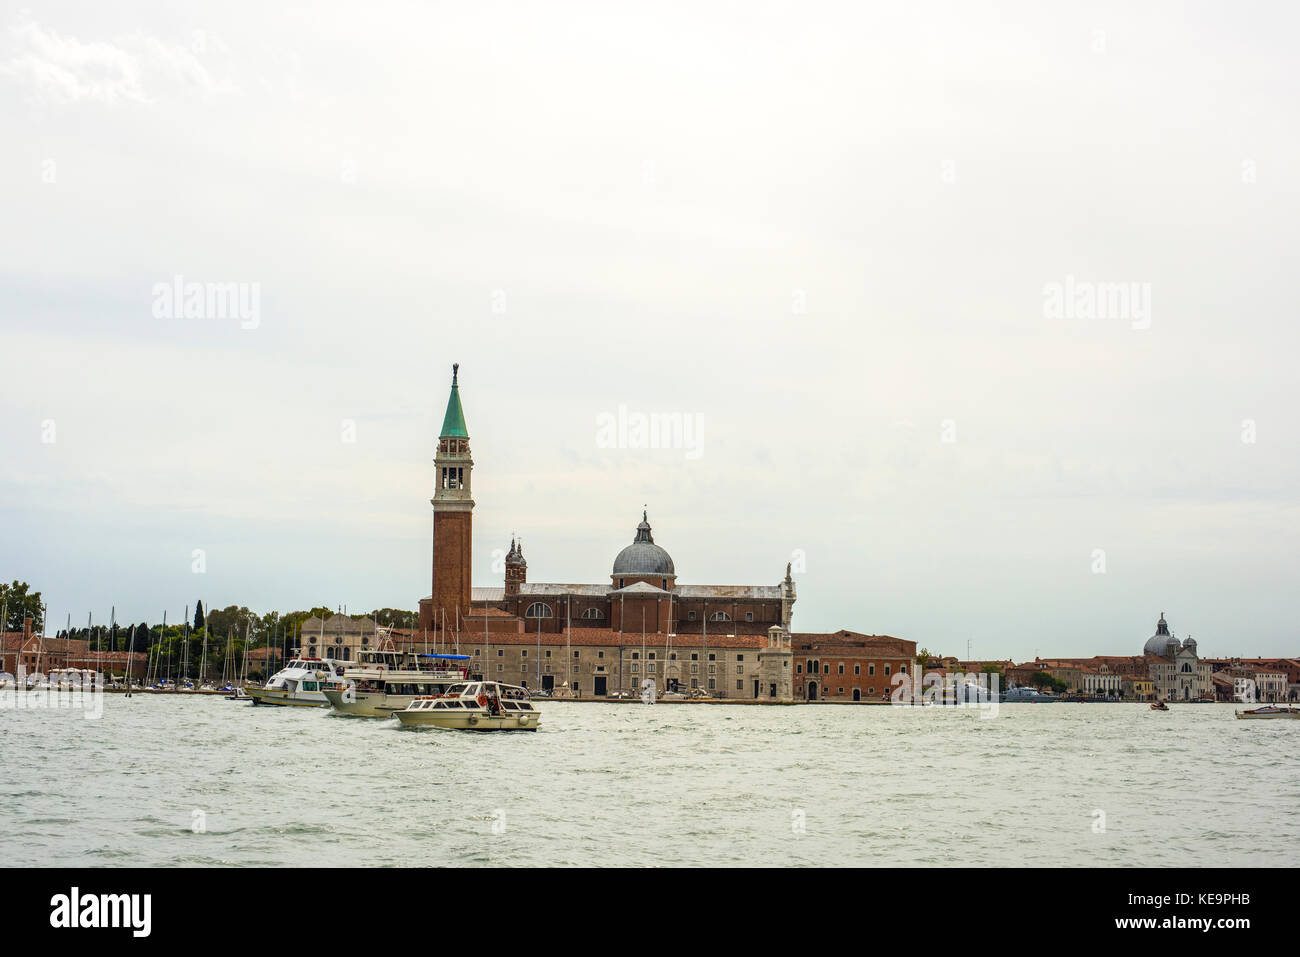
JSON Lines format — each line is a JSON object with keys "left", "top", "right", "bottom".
{"left": 193, "top": 600, "right": 205, "bottom": 632}
{"left": 0, "top": 581, "right": 44, "bottom": 632}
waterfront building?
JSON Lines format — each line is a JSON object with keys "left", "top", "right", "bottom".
{"left": 1143, "top": 614, "right": 1211, "bottom": 701}
{"left": 297, "top": 612, "right": 382, "bottom": 661}
{"left": 1077, "top": 664, "right": 1122, "bottom": 698}
{"left": 791, "top": 631, "right": 916, "bottom": 701}
{"left": 1, "top": 617, "right": 90, "bottom": 674}
{"left": 409, "top": 366, "right": 866, "bottom": 700}
{"left": 1121, "top": 676, "right": 1156, "bottom": 701}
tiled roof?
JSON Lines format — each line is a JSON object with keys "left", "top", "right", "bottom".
{"left": 517, "top": 583, "right": 610, "bottom": 597}
{"left": 675, "top": 585, "right": 784, "bottom": 599}
{"left": 458, "top": 628, "right": 767, "bottom": 649}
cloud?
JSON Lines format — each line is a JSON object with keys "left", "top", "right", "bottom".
{"left": 1, "top": 15, "right": 235, "bottom": 106}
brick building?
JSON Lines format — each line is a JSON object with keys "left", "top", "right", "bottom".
{"left": 410, "top": 365, "right": 899, "bottom": 701}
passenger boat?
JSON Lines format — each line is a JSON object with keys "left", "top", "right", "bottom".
{"left": 247, "top": 654, "right": 347, "bottom": 707}
{"left": 1234, "top": 704, "right": 1300, "bottom": 720}
{"left": 1150, "top": 700, "right": 1169, "bottom": 711}
{"left": 394, "top": 681, "right": 540, "bottom": 731}
{"left": 322, "top": 650, "right": 471, "bottom": 717}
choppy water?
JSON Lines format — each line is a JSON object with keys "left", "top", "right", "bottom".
{"left": 2, "top": 696, "right": 1296, "bottom": 866}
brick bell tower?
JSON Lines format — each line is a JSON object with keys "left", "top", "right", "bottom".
{"left": 430, "top": 363, "right": 474, "bottom": 631}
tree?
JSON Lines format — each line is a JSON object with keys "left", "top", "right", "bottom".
{"left": 193, "top": 600, "right": 205, "bottom": 632}
{"left": 0, "top": 581, "right": 43, "bottom": 632}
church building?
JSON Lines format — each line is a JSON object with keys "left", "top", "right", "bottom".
{"left": 415, "top": 366, "right": 910, "bottom": 701}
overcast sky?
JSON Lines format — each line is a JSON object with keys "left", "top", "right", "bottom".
{"left": 2, "top": 0, "right": 1297, "bottom": 660}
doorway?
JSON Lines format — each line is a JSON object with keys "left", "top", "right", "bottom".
{"left": 594, "top": 676, "right": 607, "bottom": 697}
{"left": 808, "top": 682, "right": 818, "bottom": 701}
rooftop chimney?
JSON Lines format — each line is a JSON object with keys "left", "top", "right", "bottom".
{"left": 22, "top": 616, "right": 32, "bottom": 640}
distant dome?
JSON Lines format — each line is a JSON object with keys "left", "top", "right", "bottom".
{"left": 1143, "top": 613, "right": 1179, "bottom": 656}
{"left": 612, "top": 512, "right": 675, "bottom": 578}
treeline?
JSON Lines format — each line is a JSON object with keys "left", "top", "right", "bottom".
{"left": 4, "top": 582, "right": 418, "bottom": 681}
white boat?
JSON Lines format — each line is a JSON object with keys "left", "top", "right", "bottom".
{"left": 321, "top": 650, "right": 471, "bottom": 717}
{"left": 1234, "top": 704, "right": 1300, "bottom": 720}
{"left": 1000, "top": 685, "right": 1057, "bottom": 702}
{"left": 247, "top": 654, "right": 347, "bottom": 707}
{"left": 395, "top": 681, "right": 540, "bottom": 732}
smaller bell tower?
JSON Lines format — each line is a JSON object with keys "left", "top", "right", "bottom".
{"left": 504, "top": 537, "right": 527, "bottom": 597}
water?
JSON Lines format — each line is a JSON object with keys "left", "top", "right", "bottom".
{"left": 2, "top": 696, "right": 1296, "bottom": 866}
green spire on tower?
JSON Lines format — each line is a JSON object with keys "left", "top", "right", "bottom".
{"left": 440, "top": 363, "right": 469, "bottom": 438}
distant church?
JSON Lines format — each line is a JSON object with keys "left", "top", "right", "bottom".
{"left": 417, "top": 365, "right": 796, "bottom": 638}
{"left": 414, "top": 366, "right": 912, "bottom": 702}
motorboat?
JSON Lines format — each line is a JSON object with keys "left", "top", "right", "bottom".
{"left": 394, "top": 680, "right": 540, "bottom": 732}
{"left": 1000, "top": 685, "right": 1057, "bottom": 702}
{"left": 321, "top": 650, "right": 470, "bottom": 717}
{"left": 1235, "top": 704, "right": 1300, "bottom": 720}
{"left": 247, "top": 654, "right": 347, "bottom": 707}
{"left": 1150, "top": 700, "right": 1169, "bottom": 711}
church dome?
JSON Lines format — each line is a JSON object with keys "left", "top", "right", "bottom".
{"left": 612, "top": 512, "right": 675, "bottom": 578}
{"left": 1143, "top": 612, "right": 1179, "bottom": 656}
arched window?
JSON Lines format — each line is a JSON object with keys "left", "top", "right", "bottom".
{"left": 524, "top": 603, "right": 553, "bottom": 619}
{"left": 708, "top": 611, "right": 731, "bottom": 622}
{"left": 581, "top": 607, "right": 605, "bottom": 620}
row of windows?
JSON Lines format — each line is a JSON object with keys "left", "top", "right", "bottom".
{"left": 521, "top": 604, "right": 755, "bottom": 623}
{"left": 796, "top": 661, "right": 904, "bottom": 677}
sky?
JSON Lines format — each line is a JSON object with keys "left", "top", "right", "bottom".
{"left": 2, "top": 0, "right": 1297, "bottom": 661}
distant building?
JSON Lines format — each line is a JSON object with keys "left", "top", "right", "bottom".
{"left": 407, "top": 366, "right": 903, "bottom": 701}
{"left": 1143, "top": 613, "right": 1211, "bottom": 702}
{"left": 297, "top": 613, "right": 381, "bottom": 661}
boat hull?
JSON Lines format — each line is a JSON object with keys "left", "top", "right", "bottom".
{"left": 1234, "top": 710, "right": 1300, "bottom": 720}
{"left": 321, "top": 689, "right": 415, "bottom": 717}
{"left": 247, "top": 687, "right": 327, "bottom": 707}
{"left": 395, "top": 708, "right": 540, "bottom": 732}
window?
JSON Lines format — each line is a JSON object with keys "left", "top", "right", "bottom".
{"left": 736, "top": 664, "right": 744, "bottom": 675}
{"left": 691, "top": 663, "right": 698, "bottom": 674}
{"left": 838, "top": 664, "right": 845, "bottom": 674}
{"left": 497, "top": 649, "right": 504, "bottom": 657}
{"left": 709, "top": 612, "right": 731, "bottom": 622}
{"left": 631, "top": 663, "right": 639, "bottom": 674}
{"left": 854, "top": 664, "right": 860, "bottom": 675}
{"left": 648, "top": 663, "right": 657, "bottom": 674}
{"left": 746, "top": 612, "right": 753, "bottom": 622}
{"left": 868, "top": 664, "right": 875, "bottom": 676}
{"left": 885, "top": 665, "right": 891, "bottom": 676}
{"left": 581, "top": 608, "right": 604, "bottom": 620}
{"left": 688, "top": 611, "right": 697, "bottom": 620}
{"left": 573, "top": 650, "right": 580, "bottom": 658}
{"left": 648, "top": 652, "right": 656, "bottom": 660}
{"left": 736, "top": 655, "right": 744, "bottom": 662}
{"left": 525, "top": 603, "right": 553, "bottom": 618}
{"left": 545, "top": 650, "right": 551, "bottom": 658}
{"left": 521, "top": 649, "right": 527, "bottom": 657}
{"left": 709, "top": 654, "right": 716, "bottom": 661}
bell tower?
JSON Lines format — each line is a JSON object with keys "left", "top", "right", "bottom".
{"left": 430, "top": 363, "right": 474, "bottom": 630}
